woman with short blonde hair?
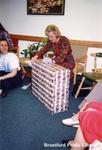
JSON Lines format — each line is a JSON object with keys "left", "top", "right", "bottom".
{"left": 32, "top": 24, "right": 75, "bottom": 79}
{"left": 45, "top": 24, "right": 61, "bottom": 37}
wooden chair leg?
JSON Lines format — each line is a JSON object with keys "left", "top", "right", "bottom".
{"left": 75, "top": 76, "right": 86, "bottom": 99}
{"left": 21, "top": 65, "right": 26, "bottom": 79}
{"left": 73, "top": 63, "right": 78, "bottom": 85}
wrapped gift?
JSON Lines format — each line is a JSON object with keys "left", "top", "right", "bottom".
{"left": 32, "top": 61, "right": 70, "bottom": 114}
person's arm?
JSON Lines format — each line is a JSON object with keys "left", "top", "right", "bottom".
{"left": 0, "top": 68, "right": 18, "bottom": 80}
{"left": 36, "top": 40, "right": 52, "bottom": 58}
{"left": 3, "top": 31, "right": 14, "bottom": 49}
{"left": 31, "top": 40, "right": 52, "bottom": 62}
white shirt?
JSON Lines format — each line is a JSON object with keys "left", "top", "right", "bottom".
{"left": 0, "top": 52, "right": 20, "bottom": 72}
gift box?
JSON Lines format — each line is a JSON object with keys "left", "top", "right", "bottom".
{"left": 32, "top": 61, "right": 70, "bottom": 114}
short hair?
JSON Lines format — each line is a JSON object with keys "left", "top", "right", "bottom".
{"left": 45, "top": 25, "right": 61, "bottom": 37}
{"left": 0, "top": 38, "right": 8, "bottom": 44}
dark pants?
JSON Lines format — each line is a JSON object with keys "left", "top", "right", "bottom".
{"left": 0, "top": 70, "right": 22, "bottom": 91}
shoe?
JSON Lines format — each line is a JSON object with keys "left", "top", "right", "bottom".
{"left": 72, "top": 124, "right": 79, "bottom": 128}
{"left": 62, "top": 115, "right": 79, "bottom": 126}
{"left": 0, "top": 89, "right": 2, "bottom": 95}
{"left": 1, "top": 90, "right": 8, "bottom": 98}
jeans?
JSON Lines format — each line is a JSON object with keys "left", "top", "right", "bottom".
{"left": 0, "top": 70, "right": 22, "bottom": 91}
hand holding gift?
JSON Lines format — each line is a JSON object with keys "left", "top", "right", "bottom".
{"left": 31, "top": 55, "right": 38, "bottom": 62}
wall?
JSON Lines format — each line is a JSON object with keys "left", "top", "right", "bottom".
{"left": 0, "top": 0, "right": 4, "bottom": 23}
{"left": 0, "top": 0, "right": 102, "bottom": 41}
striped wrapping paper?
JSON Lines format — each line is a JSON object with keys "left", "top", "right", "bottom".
{"left": 32, "top": 61, "right": 70, "bottom": 114}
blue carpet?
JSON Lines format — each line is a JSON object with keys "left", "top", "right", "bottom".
{"left": 1, "top": 81, "right": 84, "bottom": 150}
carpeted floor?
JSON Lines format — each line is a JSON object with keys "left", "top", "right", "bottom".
{"left": 1, "top": 79, "right": 84, "bottom": 150}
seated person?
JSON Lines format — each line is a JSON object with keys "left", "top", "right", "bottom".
{"left": 68, "top": 101, "right": 102, "bottom": 150}
{"left": 0, "top": 39, "right": 22, "bottom": 97}
{"left": 0, "top": 23, "right": 14, "bottom": 49}
{"left": 32, "top": 24, "right": 75, "bottom": 80}
{"left": 62, "top": 81, "right": 102, "bottom": 126}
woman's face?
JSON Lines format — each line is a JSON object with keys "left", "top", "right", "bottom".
{"left": 0, "top": 40, "right": 9, "bottom": 54}
{"left": 47, "top": 31, "right": 57, "bottom": 43}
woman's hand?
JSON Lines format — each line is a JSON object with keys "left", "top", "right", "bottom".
{"left": 52, "top": 60, "right": 55, "bottom": 63}
{"left": 0, "top": 69, "right": 18, "bottom": 80}
{"left": 31, "top": 55, "right": 38, "bottom": 62}
{"left": 0, "top": 76, "right": 3, "bottom": 80}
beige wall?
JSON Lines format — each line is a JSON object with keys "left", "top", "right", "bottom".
{"left": 0, "top": 0, "right": 102, "bottom": 41}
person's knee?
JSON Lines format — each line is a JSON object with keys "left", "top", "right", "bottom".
{"left": 0, "top": 71, "right": 7, "bottom": 76}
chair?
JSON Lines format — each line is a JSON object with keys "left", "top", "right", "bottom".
{"left": 19, "top": 57, "right": 31, "bottom": 79}
{"left": 71, "top": 45, "right": 88, "bottom": 85}
{"left": 74, "top": 52, "right": 102, "bottom": 99}
{"left": 74, "top": 55, "right": 87, "bottom": 85}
